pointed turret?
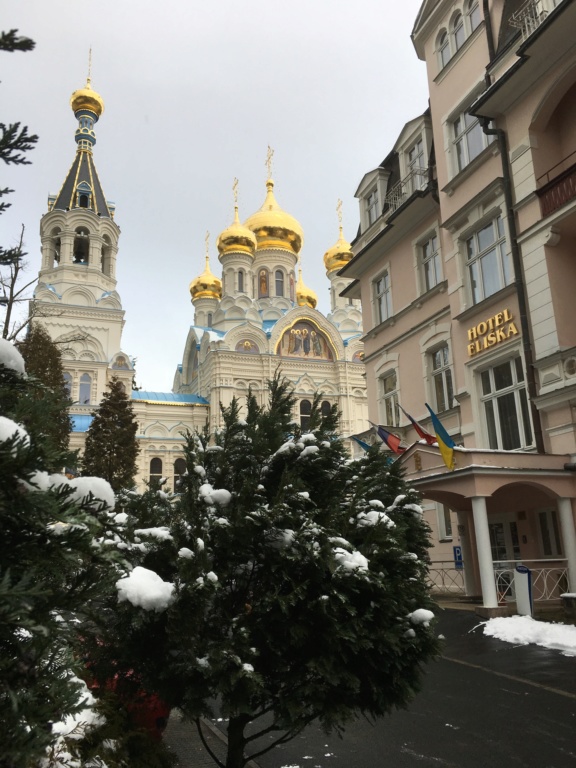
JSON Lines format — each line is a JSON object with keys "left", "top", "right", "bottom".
{"left": 48, "top": 78, "right": 114, "bottom": 218}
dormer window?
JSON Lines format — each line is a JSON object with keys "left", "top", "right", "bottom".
{"left": 76, "top": 181, "right": 92, "bottom": 210}
{"left": 367, "top": 189, "right": 380, "bottom": 226}
{"left": 407, "top": 138, "right": 427, "bottom": 192}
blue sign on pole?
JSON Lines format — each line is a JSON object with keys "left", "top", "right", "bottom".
{"left": 453, "top": 545, "right": 463, "bottom": 570}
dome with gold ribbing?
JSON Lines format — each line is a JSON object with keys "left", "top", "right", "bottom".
{"left": 70, "top": 78, "right": 105, "bottom": 118}
{"left": 296, "top": 266, "right": 317, "bottom": 309}
{"left": 324, "top": 200, "right": 353, "bottom": 274}
{"left": 189, "top": 241, "right": 222, "bottom": 301}
{"left": 217, "top": 183, "right": 257, "bottom": 258}
{"left": 244, "top": 177, "right": 304, "bottom": 255}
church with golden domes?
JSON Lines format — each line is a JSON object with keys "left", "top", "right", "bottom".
{"left": 33, "top": 79, "right": 368, "bottom": 491}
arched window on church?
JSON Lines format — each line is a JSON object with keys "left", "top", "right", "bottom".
{"left": 51, "top": 227, "right": 61, "bottom": 268}
{"left": 207, "top": 312, "right": 213, "bottom": 327}
{"left": 79, "top": 194, "right": 89, "bottom": 208}
{"left": 174, "top": 457, "right": 186, "bottom": 492}
{"left": 79, "top": 373, "right": 91, "bottom": 404}
{"left": 149, "top": 457, "right": 163, "bottom": 487}
{"left": 321, "top": 400, "right": 332, "bottom": 420}
{"left": 73, "top": 227, "right": 90, "bottom": 265}
{"left": 300, "top": 399, "right": 312, "bottom": 432}
{"left": 63, "top": 372, "right": 72, "bottom": 398}
{"left": 101, "top": 235, "right": 112, "bottom": 276}
{"left": 238, "top": 269, "right": 245, "bottom": 293}
{"left": 275, "top": 270, "right": 284, "bottom": 297}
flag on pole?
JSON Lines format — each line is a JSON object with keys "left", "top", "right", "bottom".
{"left": 351, "top": 435, "right": 372, "bottom": 452}
{"left": 425, "top": 403, "right": 456, "bottom": 470}
{"left": 369, "top": 421, "right": 406, "bottom": 455}
{"left": 399, "top": 405, "right": 436, "bottom": 445}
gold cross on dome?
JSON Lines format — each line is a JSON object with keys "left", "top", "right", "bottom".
{"left": 87, "top": 48, "right": 93, "bottom": 85}
{"left": 205, "top": 231, "right": 210, "bottom": 258}
{"left": 233, "top": 177, "right": 239, "bottom": 205}
{"left": 266, "top": 145, "right": 274, "bottom": 179}
{"left": 337, "top": 198, "right": 343, "bottom": 226}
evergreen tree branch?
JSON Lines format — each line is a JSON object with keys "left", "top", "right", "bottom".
{"left": 0, "top": 29, "right": 35, "bottom": 52}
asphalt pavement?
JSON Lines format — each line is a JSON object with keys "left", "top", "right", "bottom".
{"left": 164, "top": 608, "right": 576, "bottom": 768}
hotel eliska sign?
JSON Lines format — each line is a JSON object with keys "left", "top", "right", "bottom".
{"left": 467, "top": 308, "right": 519, "bottom": 357}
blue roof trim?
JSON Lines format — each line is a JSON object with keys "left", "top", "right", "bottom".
{"left": 71, "top": 414, "right": 94, "bottom": 432}
{"left": 262, "top": 319, "right": 278, "bottom": 332}
{"left": 131, "top": 391, "right": 209, "bottom": 404}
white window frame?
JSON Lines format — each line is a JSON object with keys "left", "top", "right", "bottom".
{"left": 465, "top": 214, "right": 512, "bottom": 304}
{"left": 379, "top": 370, "right": 400, "bottom": 427}
{"left": 479, "top": 355, "right": 533, "bottom": 450}
{"left": 373, "top": 270, "right": 391, "bottom": 325}
{"left": 421, "top": 232, "right": 442, "bottom": 292}
{"left": 466, "top": 0, "right": 481, "bottom": 32}
{"left": 431, "top": 344, "right": 454, "bottom": 413}
{"left": 437, "top": 29, "right": 451, "bottom": 69}
{"left": 452, "top": 109, "right": 493, "bottom": 173}
{"left": 437, "top": 504, "right": 453, "bottom": 541}
{"left": 452, "top": 11, "right": 465, "bottom": 50}
{"left": 366, "top": 188, "right": 380, "bottom": 226}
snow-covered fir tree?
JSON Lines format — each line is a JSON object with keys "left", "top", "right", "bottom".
{"left": 82, "top": 377, "right": 139, "bottom": 492}
{"left": 96, "top": 375, "right": 439, "bottom": 768}
{"left": 0, "top": 339, "right": 174, "bottom": 768}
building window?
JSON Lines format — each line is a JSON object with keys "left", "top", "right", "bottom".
{"left": 538, "top": 509, "right": 563, "bottom": 557}
{"left": 453, "top": 12, "right": 465, "bottom": 50}
{"left": 207, "top": 312, "right": 213, "bottom": 327}
{"left": 438, "top": 504, "right": 453, "bottom": 540}
{"left": 174, "top": 457, "right": 186, "bottom": 492}
{"left": 275, "top": 270, "right": 284, "bottom": 297}
{"left": 149, "top": 457, "right": 163, "bottom": 487}
{"left": 379, "top": 371, "right": 399, "bottom": 427}
{"left": 79, "top": 373, "right": 91, "bottom": 404}
{"left": 321, "top": 400, "right": 332, "bottom": 420}
{"left": 63, "top": 372, "right": 72, "bottom": 398}
{"left": 374, "top": 271, "right": 391, "bottom": 324}
{"left": 467, "top": 0, "right": 481, "bottom": 31}
{"left": 421, "top": 234, "right": 441, "bottom": 291}
{"left": 407, "top": 138, "right": 426, "bottom": 192}
{"left": 466, "top": 215, "right": 511, "bottom": 304}
{"left": 238, "top": 269, "right": 245, "bottom": 293}
{"left": 431, "top": 345, "right": 454, "bottom": 413}
{"left": 366, "top": 189, "right": 379, "bottom": 226}
{"left": 452, "top": 111, "right": 492, "bottom": 172}
{"left": 438, "top": 30, "right": 450, "bottom": 68}
{"left": 480, "top": 356, "right": 533, "bottom": 450}
{"left": 300, "top": 399, "right": 312, "bottom": 431}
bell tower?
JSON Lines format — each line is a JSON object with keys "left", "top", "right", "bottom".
{"left": 34, "top": 74, "right": 133, "bottom": 409}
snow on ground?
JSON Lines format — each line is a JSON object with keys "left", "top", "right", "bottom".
{"left": 482, "top": 615, "right": 576, "bottom": 656}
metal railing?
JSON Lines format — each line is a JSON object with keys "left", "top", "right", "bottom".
{"left": 427, "top": 561, "right": 466, "bottom": 594}
{"left": 509, "top": 0, "right": 554, "bottom": 41}
{"left": 494, "top": 559, "right": 568, "bottom": 602}
{"left": 384, "top": 168, "right": 428, "bottom": 215}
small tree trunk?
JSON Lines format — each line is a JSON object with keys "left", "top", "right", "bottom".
{"left": 226, "top": 715, "right": 248, "bottom": 768}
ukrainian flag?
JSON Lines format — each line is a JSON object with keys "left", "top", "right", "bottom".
{"left": 425, "top": 403, "right": 456, "bottom": 470}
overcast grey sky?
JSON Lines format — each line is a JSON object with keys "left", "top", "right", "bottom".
{"left": 2, "top": 0, "right": 428, "bottom": 391}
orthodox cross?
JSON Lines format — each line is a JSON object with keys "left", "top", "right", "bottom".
{"left": 266, "top": 145, "right": 274, "bottom": 179}
{"left": 233, "top": 177, "right": 239, "bottom": 205}
{"left": 337, "top": 198, "right": 343, "bottom": 227}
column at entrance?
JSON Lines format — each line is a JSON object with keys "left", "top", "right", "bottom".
{"left": 456, "top": 510, "right": 476, "bottom": 596}
{"left": 558, "top": 497, "right": 576, "bottom": 592}
{"left": 472, "top": 496, "right": 498, "bottom": 608}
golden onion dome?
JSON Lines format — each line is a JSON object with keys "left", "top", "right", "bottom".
{"left": 189, "top": 254, "right": 222, "bottom": 301}
{"left": 296, "top": 267, "right": 317, "bottom": 310}
{"left": 324, "top": 225, "right": 354, "bottom": 274}
{"left": 70, "top": 78, "right": 105, "bottom": 118}
{"left": 217, "top": 205, "right": 257, "bottom": 257}
{"left": 244, "top": 179, "right": 303, "bottom": 255}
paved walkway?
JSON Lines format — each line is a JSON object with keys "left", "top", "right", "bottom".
{"left": 164, "top": 713, "right": 260, "bottom": 768}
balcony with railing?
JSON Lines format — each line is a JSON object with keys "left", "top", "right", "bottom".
{"left": 384, "top": 167, "right": 428, "bottom": 217}
{"left": 509, "top": 0, "right": 561, "bottom": 42}
{"left": 536, "top": 150, "right": 576, "bottom": 218}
